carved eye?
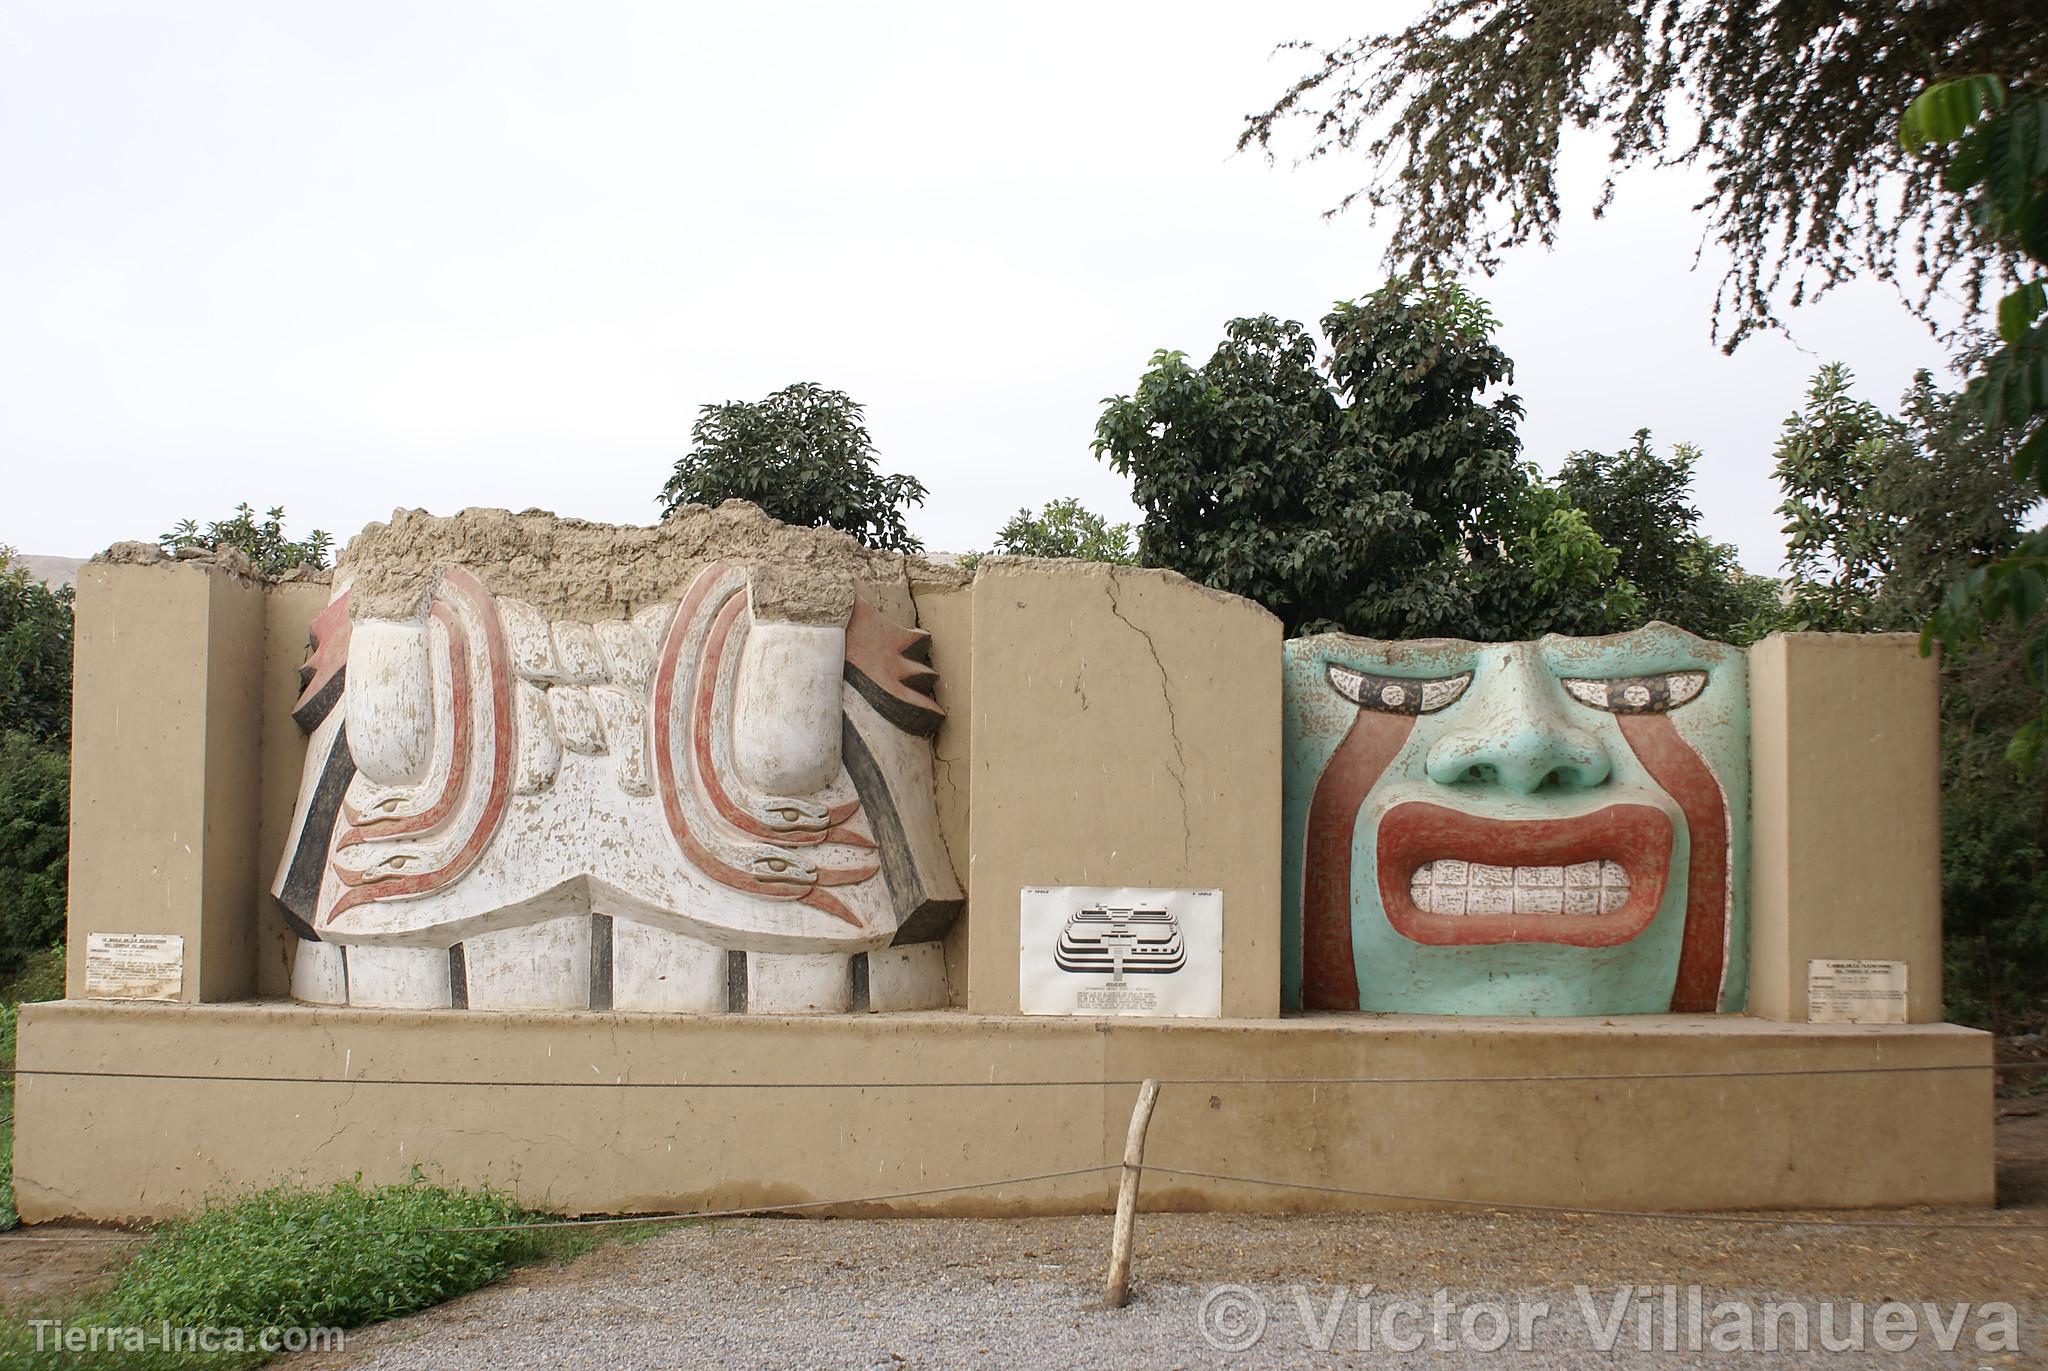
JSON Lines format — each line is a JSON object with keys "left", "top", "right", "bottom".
{"left": 1561, "top": 670, "right": 1708, "bottom": 714}
{"left": 1326, "top": 664, "right": 1472, "bottom": 715}
{"left": 761, "top": 857, "right": 790, "bottom": 873}
{"left": 773, "top": 808, "right": 804, "bottom": 822}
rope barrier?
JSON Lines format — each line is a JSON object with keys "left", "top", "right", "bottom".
{"left": 1137, "top": 1164, "right": 2048, "bottom": 1233}
{"left": 3, "top": 1059, "right": 2042, "bottom": 1089}
{"left": 0, "top": 1167, "right": 1124, "bottom": 1243}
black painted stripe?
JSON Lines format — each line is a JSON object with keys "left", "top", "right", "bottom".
{"left": 842, "top": 661, "right": 943, "bottom": 738}
{"left": 589, "top": 914, "right": 614, "bottom": 1010}
{"left": 274, "top": 733, "right": 357, "bottom": 940}
{"left": 726, "top": 949, "right": 747, "bottom": 1014}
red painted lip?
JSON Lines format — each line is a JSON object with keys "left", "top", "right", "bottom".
{"left": 1375, "top": 801, "right": 1673, "bottom": 947}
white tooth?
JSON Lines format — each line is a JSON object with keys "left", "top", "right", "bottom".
{"left": 1433, "top": 859, "right": 1468, "bottom": 884}
{"left": 1601, "top": 885, "right": 1628, "bottom": 914}
{"left": 1516, "top": 865, "right": 1563, "bottom": 888}
{"left": 1433, "top": 887, "right": 1468, "bottom": 915}
{"left": 1601, "top": 861, "right": 1628, "bottom": 889}
{"left": 1564, "top": 888, "right": 1600, "bottom": 915}
{"left": 1472, "top": 864, "right": 1513, "bottom": 887}
{"left": 1468, "top": 887, "right": 1512, "bottom": 914}
{"left": 1565, "top": 861, "right": 1601, "bottom": 887}
{"left": 1518, "top": 888, "right": 1563, "bottom": 914}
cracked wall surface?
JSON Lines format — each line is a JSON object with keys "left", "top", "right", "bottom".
{"left": 962, "top": 557, "right": 1282, "bottom": 1016}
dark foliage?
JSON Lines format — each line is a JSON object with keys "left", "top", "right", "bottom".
{"left": 658, "top": 383, "right": 928, "bottom": 552}
{"left": 161, "top": 503, "right": 333, "bottom": 577}
{"left": 0, "top": 731, "right": 68, "bottom": 976}
{"left": 0, "top": 555, "right": 73, "bottom": 745}
{"left": 1557, "top": 431, "right": 1778, "bottom": 641}
{"left": 1094, "top": 281, "right": 1632, "bottom": 639}
{"left": 1242, "top": 2, "right": 2048, "bottom": 349}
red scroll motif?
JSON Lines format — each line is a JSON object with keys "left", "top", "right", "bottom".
{"left": 325, "top": 567, "right": 516, "bottom": 926}
{"left": 650, "top": 563, "right": 881, "bottom": 928}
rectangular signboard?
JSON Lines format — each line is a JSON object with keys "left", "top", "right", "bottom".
{"left": 1807, "top": 958, "right": 1908, "bottom": 1024}
{"left": 84, "top": 932, "right": 185, "bottom": 1001}
{"left": 1019, "top": 886, "right": 1222, "bottom": 1018}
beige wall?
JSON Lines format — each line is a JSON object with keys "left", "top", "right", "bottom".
{"left": 1749, "top": 633, "right": 1944, "bottom": 1022}
{"left": 913, "top": 580, "right": 974, "bottom": 1006}
{"left": 13, "top": 1001, "right": 1991, "bottom": 1221}
{"left": 963, "top": 559, "right": 1284, "bottom": 1016}
{"left": 252, "top": 582, "right": 330, "bottom": 996}
{"left": 66, "top": 563, "right": 270, "bottom": 1001}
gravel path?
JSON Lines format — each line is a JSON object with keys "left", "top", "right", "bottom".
{"left": 285, "top": 1114, "right": 2048, "bottom": 1370}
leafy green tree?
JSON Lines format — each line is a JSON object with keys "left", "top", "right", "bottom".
{"left": 0, "top": 731, "right": 67, "bottom": 975}
{"left": 658, "top": 382, "right": 928, "bottom": 552}
{"left": 1094, "top": 280, "right": 1631, "bottom": 639}
{"left": 992, "top": 499, "right": 1136, "bottom": 563}
{"left": 1906, "top": 77, "right": 2048, "bottom": 774}
{"left": 161, "top": 503, "right": 333, "bottom": 576}
{"left": 0, "top": 549, "right": 74, "bottom": 746}
{"left": 1776, "top": 363, "right": 2029, "bottom": 633}
{"left": 1241, "top": 3, "right": 2047, "bottom": 349}
{"left": 1556, "top": 431, "right": 1777, "bottom": 641}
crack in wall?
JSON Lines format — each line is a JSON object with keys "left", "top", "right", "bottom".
{"left": 1103, "top": 568, "right": 1191, "bottom": 866}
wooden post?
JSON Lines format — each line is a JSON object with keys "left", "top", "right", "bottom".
{"left": 1104, "top": 1077, "right": 1161, "bottom": 1308}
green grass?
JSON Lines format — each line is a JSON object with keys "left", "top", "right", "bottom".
{"left": 0, "top": 1173, "right": 646, "bottom": 1369}
{"left": 0, "top": 943, "right": 678, "bottom": 1368}
{"left": 1, "top": 944, "right": 68, "bottom": 1230}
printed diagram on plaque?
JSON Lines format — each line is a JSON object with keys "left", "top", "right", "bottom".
{"left": 1021, "top": 886, "right": 1221, "bottom": 1017}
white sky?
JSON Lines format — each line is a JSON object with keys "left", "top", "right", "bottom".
{"left": 0, "top": 2, "right": 1958, "bottom": 573}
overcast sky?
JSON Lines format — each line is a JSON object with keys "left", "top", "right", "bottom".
{"left": 1, "top": 2, "right": 1958, "bottom": 572}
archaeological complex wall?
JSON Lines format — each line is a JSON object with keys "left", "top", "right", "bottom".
{"left": 13, "top": 504, "right": 1987, "bottom": 1221}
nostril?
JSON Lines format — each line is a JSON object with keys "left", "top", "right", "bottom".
{"left": 1464, "top": 764, "right": 1491, "bottom": 784}
{"left": 1544, "top": 768, "right": 1564, "bottom": 789}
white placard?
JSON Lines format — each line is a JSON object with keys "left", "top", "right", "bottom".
{"left": 84, "top": 932, "right": 185, "bottom": 1001}
{"left": 1019, "top": 887, "right": 1222, "bottom": 1018}
{"left": 1807, "top": 958, "right": 1908, "bottom": 1024}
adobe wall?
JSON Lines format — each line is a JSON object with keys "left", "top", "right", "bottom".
{"left": 13, "top": 1001, "right": 1990, "bottom": 1222}
{"left": 1748, "top": 634, "right": 1945, "bottom": 1022}
{"left": 24, "top": 505, "right": 1977, "bottom": 1221}
{"left": 964, "top": 559, "right": 1283, "bottom": 1017}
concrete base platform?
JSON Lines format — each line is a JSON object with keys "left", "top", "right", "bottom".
{"left": 13, "top": 1001, "right": 1993, "bottom": 1222}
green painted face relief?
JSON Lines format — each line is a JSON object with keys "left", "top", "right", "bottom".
{"left": 1281, "top": 623, "right": 1749, "bottom": 1015}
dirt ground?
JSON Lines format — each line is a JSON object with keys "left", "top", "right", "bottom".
{"left": 4, "top": 1108, "right": 2045, "bottom": 1361}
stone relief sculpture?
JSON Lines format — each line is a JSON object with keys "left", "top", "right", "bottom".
{"left": 1282, "top": 623, "right": 1748, "bottom": 1016}
{"left": 273, "top": 508, "right": 962, "bottom": 1014}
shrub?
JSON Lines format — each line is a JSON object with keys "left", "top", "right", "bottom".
{"left": 0, "top": 733, "right": 67, "bottom": 975}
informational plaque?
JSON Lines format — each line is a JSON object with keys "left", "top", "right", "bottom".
{"left": 1807, "top": 958, "right": 1908, "bottom": 1024}
{"left": 1019, "top": 886, "right": 1222, "bottom": 1018}
{"left": 84, "top": 932, "right": 185, "bottom": 1001}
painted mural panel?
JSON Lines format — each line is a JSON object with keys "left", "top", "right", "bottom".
{"left": 272, "top": 537, "right": 962, "bottom": 1014}
{"left": 1282, "top": 624, "right": 1748, "bottom": 1015}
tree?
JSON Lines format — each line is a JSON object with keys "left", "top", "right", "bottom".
{"left": 658, "top": 383, "right": 928, "bottom": 552}
{"left": 1776, "top": 363, "right": 2029, "bottom": 633}
{"left": 992, "top": 499, "right": 1135, "bottom": 563}
{"left": 1241, "top": 4, "right": 2048, "bottom": 350}
{"left": 0, "top": 549, "right": 73, "bottom": 746}
{"left": 161, "top": 503, "right": 333, "bottom": 577}
{"left": 1093, "top": 280, "right": 1634, "bottom": 639}
{"left": 0, "top": 730, "right": 67, "bottom": 975}
{"left": 1556, "top": 431, "right": 1777, "bottom": 641}
{"left": 1906, "top": 77, "right": 2048, "bottom": 776}
{"left": 0, "top": 549, "right": 72, "bottom": 974}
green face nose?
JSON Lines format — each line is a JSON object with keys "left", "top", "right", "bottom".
{"left": 1421, "top": 645, "right": 1612, "bottom": 794}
